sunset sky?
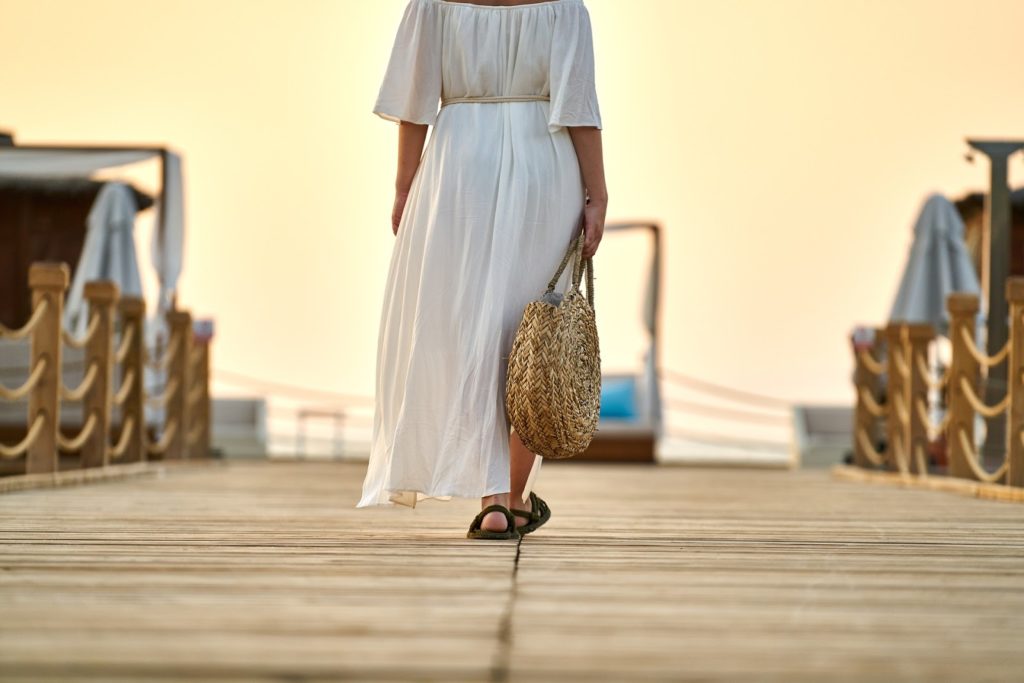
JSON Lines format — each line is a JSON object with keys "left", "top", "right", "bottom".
{"left": 2, "top": 0, "right": 1023, "bottom": 448}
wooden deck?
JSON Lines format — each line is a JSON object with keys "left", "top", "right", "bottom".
{"left": 1, "top": 460, "right": 1023, "bottom": 682}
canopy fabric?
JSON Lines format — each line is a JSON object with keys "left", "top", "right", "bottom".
{"left": 0, "top": 149, "right": 157, "bottom": 177}
{"left": 0, "top": 146, "right": 184, "bottom": 318}
{"left": 889, "top": 193, "right": 982, "bottom": 335}
{"left": 64, "top": 182, "right": 143, "bottom": 336}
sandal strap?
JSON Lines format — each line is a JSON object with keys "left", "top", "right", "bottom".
{"left": 469, "top": 504, "right": 515, "bottom": 532}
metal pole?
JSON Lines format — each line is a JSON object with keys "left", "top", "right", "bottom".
{"left": 966, "top": 139, "right": 1024, "bottom": 462}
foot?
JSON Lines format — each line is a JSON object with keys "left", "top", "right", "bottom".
{"left": 509, "top": 493, "right": 532, "bottom": 529}
{"left": 480, "top": 493, "right": 511, "bottom": 532}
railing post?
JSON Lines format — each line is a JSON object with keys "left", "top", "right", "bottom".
{"left": 119, "top": 297, "right": 146, "bottom": 464}
{"left": 191, "top": 334, "right": 212, "bottom": 458}
{"left": 80, "top": 281, "right": 119, "bottom": 469}
{"left": 905, "top": 324, "right": 934, "bottom": 475}
{"left": 851, "top": 327, "right": 884, "bottom": 469}
{"left": 947, "top": 293, "right": 980, "bottom": 480}
{"left": 884, "top": 324, "right": 906, "bottom": 472}
{"left": 1006, "top": 278, "right": 1024, "bottom": 487}
{"left": 166, "top": 310, "right": 193, "bottom": 459}
{"left": 26, "top": 263, "right": 69, "bottom": 475}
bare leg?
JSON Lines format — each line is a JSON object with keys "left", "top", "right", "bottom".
{"left": 479, "top": 431, "right": 536, "bottom": 532}
{"left": 509, "top": 429, "right": 536, "bottom": 525}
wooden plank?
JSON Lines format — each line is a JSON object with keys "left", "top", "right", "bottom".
{"left": 1, "top": 461, "right": 1022, "bottom": 681}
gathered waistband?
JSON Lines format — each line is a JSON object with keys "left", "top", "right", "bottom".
{"left": 440, "top": 95, "right": 550, "bottom": 107}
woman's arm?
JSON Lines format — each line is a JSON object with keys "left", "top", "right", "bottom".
{"left": 567, "top": 126, "right": 607, "bottom": 259}
{"left": 392, "top": 121, "right": 429, "bottom": 235}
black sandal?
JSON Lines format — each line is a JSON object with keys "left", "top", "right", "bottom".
{"left": 511, "top": 492, "right": 551, "bottom": 535}
{"left": 467, "top": 505, "right": 520, "bottom": 540}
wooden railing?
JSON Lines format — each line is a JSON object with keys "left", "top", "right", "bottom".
{"left": 851, "top": 277, "right": 1024, "bottom": 489}
{"left": 0, "top": 262, "right": 211, "bottom": 478}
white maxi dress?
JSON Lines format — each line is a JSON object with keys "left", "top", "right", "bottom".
{"left": 358, "top": 0, "right": 602, "bottom": 508}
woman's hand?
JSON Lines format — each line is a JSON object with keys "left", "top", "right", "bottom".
{"left": 392, "top": 189, "right": 410, "bottom": 236}
{"left": 582, "top": 194, "right": 606, "bottom": 259}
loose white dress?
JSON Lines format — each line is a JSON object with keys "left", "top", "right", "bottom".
{"left": 358, "top": 0, "right": 602, "bottom": 508}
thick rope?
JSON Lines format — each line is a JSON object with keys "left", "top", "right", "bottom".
{"left": 146, "top": 419, "right": 178, "bottom": 456}
{"left": 855, "top": 428, "right": 886, "bottom": 467}
{"left": 956, "top": 429, "right": 1009, "bottom": 484}
{"left": 115, "top": 325, "right": 135, "bottom": 364}
{"left": 107, "top": 416, "right": 136, "bottom": 461}
{"left": 857, "top": 350, "right": 887, "bottom": 376}
{"left": 959, "top": 377, "right": 1010, "bottom": 418}
{"left": 60, "top": 362, "right": 98, "bottom": 402}
{"left": 0, "top": 414, "right": 46, "bottom": 459}
{"left": 0, "top": 357, "right": 47, "bottom": 401}
{"left": 915, "top": 399, "right": 950, "bottom": 440}
{"left": 891, "top": 350, "right": 911, "bottom": 380}
{"left": 61, "top": 316, "right": 99, "bottom": 350}
{"left": 859, "top": 387, "right": 887, "bottom": 418}
{"left": 146, "top": 378, "right": 179, "bottom": 408}
{"left": 0, "top": 300, "right": 49, "bottom": 341}
{"left": 56, "top": 413, "right": 98, "bottom": 452}
{"left": 959, "top": 327, "right": 1010, "bottom": 368}
{"left": 146, "top": 335, "right": 180, "bottom": 371}
{"left": 915, "top": 354, "right": 948, "bottom": 390}
{"left": 112, "top": 370, "right": 135, "bottom": 407}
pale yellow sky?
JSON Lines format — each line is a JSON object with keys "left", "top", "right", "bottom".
{"left": 2, "top": 0, "right": 1023, "bottom": 443}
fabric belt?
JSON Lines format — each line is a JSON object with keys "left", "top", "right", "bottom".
{"left": 440, "top": 95, "right": 550, "bottom": 107}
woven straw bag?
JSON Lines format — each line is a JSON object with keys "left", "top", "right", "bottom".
{"left": 505, "top": 224, "right": 601, "bottom": 459}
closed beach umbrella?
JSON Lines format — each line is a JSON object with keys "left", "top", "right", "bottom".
{"left": 889, "top": 193, "right": 982, "bottom": 336}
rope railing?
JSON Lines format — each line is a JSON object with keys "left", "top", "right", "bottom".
{"left": 857, "top": 350, "right": 887, "bottom": 376}
{"left": 56, "top": 413, "right": 98, "bottom": 453}
{"left": 959, "top": 378, "right": 1010, "bottom": 419}
{"left": 107, "top": 416, "right": 136, "bottom": 461}
{"left": 0, "top": 358, "right": 48, "bottom": 402}
{"left": 0, "top": 299, "right": 49, "bottom": 341}
{"left": 61, "top": 315, "right": 99, "bottom": 350}
{"left": 60, "top": 362, "right": 98, "bottom": 402}
{"left": 0, "top": 414, "right": 47, "bottom": 460}
{"left": 115, "top": 325, "right": 135, "bottom": 364}
{"left": 959, "top": 326, "right": 1010, "bottom": 368}
{"left": 849, "top": 281, "right": 1024, "bottom": 489}
{"left": 0, "top": 262, "right": 213, "bottom": 482}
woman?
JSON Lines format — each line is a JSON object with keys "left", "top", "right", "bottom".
{"left": 358, "top": 0, "right": 607, "bottom": 540}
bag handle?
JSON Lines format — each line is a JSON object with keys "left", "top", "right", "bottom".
{"left": 544, "top": 219, "right": 595, "bottom": 310}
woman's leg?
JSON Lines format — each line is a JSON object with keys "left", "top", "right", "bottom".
{"left": 508, "top": 430, "right": 536, "bottom": 524}
{"left": 479, "top": 431, "right": 536, "bottom": 531}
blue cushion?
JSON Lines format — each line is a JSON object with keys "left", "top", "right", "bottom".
{"left": 600, "top": 376, "right": 638, "bottom": 419}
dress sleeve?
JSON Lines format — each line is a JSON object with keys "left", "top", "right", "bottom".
{"left": 548, "top": 2, "right": 603, "bottom": 134}
{"left": 373, "top": 0, "right": 443, "bottom": 126}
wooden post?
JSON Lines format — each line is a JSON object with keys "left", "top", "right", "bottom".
{"left": 1006, "top": 278, "right": 1024, "bottom": 487}
{"left": 166, "top": 310, "right": 193, "bottom": 459}
{"left": 119, "top": 297, "right": 146, "bottom": 464}
{"left": 884, "top": 324, "right": 906, "bottom": 472}
{"left": 905, "top": 324, "right": 934, "bottom": 475}
{"left": 26, "top": 263, "right": 69, "bottom": 475}
{"left": 947, "top": 293, "right": 980, "bottom": 480}
{"left": 80, "top": 281, "right": 118, "bottom": 469}
{"left": 851, "top": 328, "right": 884, "bottom": 469}
{"left": 191, "top": 339, "right": 212, "bottom": 458}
